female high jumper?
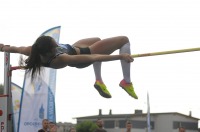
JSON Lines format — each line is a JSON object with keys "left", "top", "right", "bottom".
{"left": 0, "top": 36, "right": 138, "bottom": 99}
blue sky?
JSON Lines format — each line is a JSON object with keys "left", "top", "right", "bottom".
{"left": 0, "top": 0, "right": 200, "bottom": 123}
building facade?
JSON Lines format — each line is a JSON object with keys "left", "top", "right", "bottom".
{"left": 75, "top": 109, "right": 199, "bottom": 132}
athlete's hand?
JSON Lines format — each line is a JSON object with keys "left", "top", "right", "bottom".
{"left": 120, "top": 53, "right": 134, "bottom": 62}
{"left": 0, "top": 43, "right": 4, "bottom": 51}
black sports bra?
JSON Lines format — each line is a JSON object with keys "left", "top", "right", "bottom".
{"left": 42, "top": 44, "right": 77, "bottom": 67}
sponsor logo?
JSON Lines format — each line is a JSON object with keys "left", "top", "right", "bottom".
{"left": 39, "top": 105, "right": 44, "bottom": 119}
{"left": 23, "top": 121, "right": 41, "bottom": 127}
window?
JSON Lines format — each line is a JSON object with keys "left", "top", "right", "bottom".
{"left": 118, "top": 120, "right": 154, "bottom": 129}
{"left": 119, "top": 120, "right": 126, "bottom": 128}
{"left": 173, "top": 121, "right": 198, "bottom": 130}
{"left": 104, "top": 120, "right": 115, "bottom": 128}
{"left": 132, "top": 120, "right": 154, "bottom": 129}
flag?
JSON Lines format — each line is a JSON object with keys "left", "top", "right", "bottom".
{"left": 18, "top": 26, "right": 61, "bottom": 132}
{"left": 147, "top": 91, "right": 151, "bottom": 132}
{"left": 11, "top": 83, "right": 22, "bottom": 132}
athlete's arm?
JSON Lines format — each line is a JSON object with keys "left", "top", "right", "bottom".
{"left": 0, "top": 44, "right": 31, "bottom": 56}
{"left": 50, "top": 53, "right": 133, "bottom": 69}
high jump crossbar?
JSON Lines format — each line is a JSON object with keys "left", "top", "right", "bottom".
{"left": 132, "top": 47, "right": 200, "bottom": 58}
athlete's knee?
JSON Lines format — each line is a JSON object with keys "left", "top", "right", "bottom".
{"left": 93, "top": 37, "right": 101, "bottom": 42}
{"left": 119, "top": 36, "right": 129, "bottom": 44}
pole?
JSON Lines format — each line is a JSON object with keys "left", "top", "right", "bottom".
{"left": 132, "top": 47, "right": 200, "bottom": 58}
{"left": 147, "top": 92, "right": 151, "bottom": 132}
{"left": 4, "top": 51, "right": 12, "bottom": 132}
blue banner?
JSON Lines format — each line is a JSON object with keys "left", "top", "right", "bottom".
{"left": 18, "top": 26, "right": 61, "bottom": 132}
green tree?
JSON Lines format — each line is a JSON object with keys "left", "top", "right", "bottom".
{"left": 76, "top": 120, "right": 98, "bottom": 132}
{"left": 0, "top": 84, "right": 3, "bottom": 94}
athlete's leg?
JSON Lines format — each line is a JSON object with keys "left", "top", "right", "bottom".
{"left": 72, "top": 37, "right": 101, "bottom": 47}
{"left": 89, "top": 36, "right": 138, "bottom": 99}
{"left": 72, "top": 37, "right": 103, "bottom": 81}
{"left": 89, "top": 36, "right": 129, "bottom": 54}
{"left": 89, "top": 36, "right": 131, "bottom": 82}
{"left": 72, "top": 38, "right": 111, "bottom": 98}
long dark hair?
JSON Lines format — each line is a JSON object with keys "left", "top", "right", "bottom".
{"left": 25, "top": 35, "right": 55, "bottom": 79}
